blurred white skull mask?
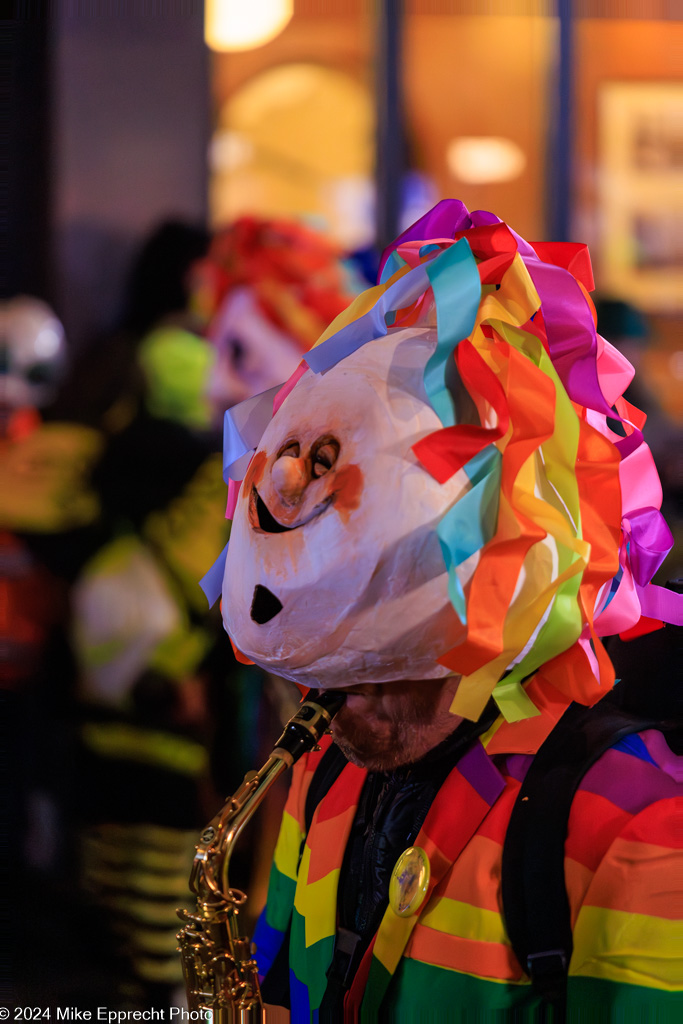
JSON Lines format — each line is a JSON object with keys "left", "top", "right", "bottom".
{"left": 0, "top": 296, "right": 67, "bottom": 409}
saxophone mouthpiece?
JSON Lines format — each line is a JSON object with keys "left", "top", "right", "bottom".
{"left": 308, "top": 688, "right": 347, "bottom": 716}
{"left": 272, "top": 689, "right": 346, "bottom": 765}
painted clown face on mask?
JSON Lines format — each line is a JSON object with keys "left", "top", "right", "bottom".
{"left": 222, "top": 328, "right": 471, "bottom": 689}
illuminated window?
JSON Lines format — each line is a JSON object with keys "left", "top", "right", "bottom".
{"left": 209, "top": 64, "right": 374, "bottom": 249}
{"left": 447, "top": 137, "right": 527, "bottom": 185}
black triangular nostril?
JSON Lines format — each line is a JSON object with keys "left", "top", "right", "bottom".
{"left": 250, "top": 584, "right": 283, "bottom": 624}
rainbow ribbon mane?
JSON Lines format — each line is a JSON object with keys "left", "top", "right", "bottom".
{"left": 203, "top": 199, "right": 681, "bottom": 724}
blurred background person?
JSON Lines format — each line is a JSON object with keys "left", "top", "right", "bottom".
{"left": 190, "top": 214, "right": 367, "bottom": 427}
{"left": 55, "top": 213, "right": 358, "bottom": 1009}
{"left": 1, "top": 296, "right": 106, "bottom": 1004}
{"left": 57, "top": 219, "right": 225, "bottom": 1010}
{"left": 1, "top": 297, "right": 102, "bottom": 873}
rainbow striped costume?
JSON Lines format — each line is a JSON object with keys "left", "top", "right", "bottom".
{"left": 254, "top": 702, "right": 682, "bottom": 1021}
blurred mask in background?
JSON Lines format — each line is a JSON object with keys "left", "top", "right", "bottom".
{"left": 206, "top": 287, "right": 302, "bottom": 412}
{"left": 1, "top": 296, "right": 67, "bottom": 413}
{"left": 190, "top": 216, "right": 360, "bottom": 427}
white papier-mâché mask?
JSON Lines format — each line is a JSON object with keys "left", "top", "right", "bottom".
{"left": 222, "top": 328, "right": 472, "bottom": 689}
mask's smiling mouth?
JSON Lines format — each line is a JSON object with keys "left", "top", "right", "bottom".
{"left": 250, "top": 487, "right": 294, "bottom": 533}
{"left": 249, "top": 486, "right": 333, "bottom": 534}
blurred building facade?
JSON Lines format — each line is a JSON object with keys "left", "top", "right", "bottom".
{"left": 6, "top": 1, "right": 681, "bottom": 415}
{"left": 206, "top": 0, "right": 681, "bottom": 419}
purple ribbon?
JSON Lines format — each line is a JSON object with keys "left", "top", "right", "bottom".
{"left": 636, "top": 582, "right": 683, "bottom": 626}
{"left": 621, "top": 506, "right": 682, "bottom": 626}
{"left": 615, "top": 427, "right": 645, "bottom": 460}
{"left": 623, "top": 507, "right": 674, "bottom": 587}
{"left": 378, "top": 199, "right": 473, "bottom": 278}
{"left": 520, "top": 258, "right": 613, "bottom": 418}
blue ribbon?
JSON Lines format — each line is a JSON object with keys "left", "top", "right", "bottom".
{"left": 305, "top": 259, "right": 435, "bottom": 374}
{"left": 379, "top": 247, "right": 407, "bottom": 286}
{"left": 437, "top": 447, "right": 502, "bottom": 622}
{"left": 222, "top": 384, "right": 283, "bottom": 483}
{"left": 199, "top": 541, "right": 229, "bottom": 608}
{"left": 423, "top": 237, "right": 481, "bottom": 429}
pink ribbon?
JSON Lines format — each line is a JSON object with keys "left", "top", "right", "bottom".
{"left": 226, "top": 477, "right": 242, "bottom": 520}
{"left": 273, "top": 360, "right": 308, "bottom": 415}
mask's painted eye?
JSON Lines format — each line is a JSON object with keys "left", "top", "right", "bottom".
{"left": 312, "top": 437, "right": 340, "bottom": 478}
{"left": 26, "top": 361, "right": 57, "bottom": 385}
{"left": 227, "top": 337, "right": 245, "bottom": 368}
{"left": 278, "top": 440, "right": 300, "bottom": 459}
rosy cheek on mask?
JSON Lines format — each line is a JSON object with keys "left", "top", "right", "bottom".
{"left": 325, "top": 464, "right": 363, "bottom": 524}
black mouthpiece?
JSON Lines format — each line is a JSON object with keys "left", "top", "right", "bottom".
{"left": 308, "top": 689, "right": 347, "bottom": 717}
{"left": 272, "top": 689, "right": 346, "bottom": 765}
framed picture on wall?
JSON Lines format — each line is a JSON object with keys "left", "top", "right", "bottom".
{"left": 599, "top": 82, "right": 683, "bottom": 312}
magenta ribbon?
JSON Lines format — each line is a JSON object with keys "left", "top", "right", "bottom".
{"left": 636, "top": 582, "right": 683, "bottom": 626}
{"left": 522, "top": 259, "right": 612, "bottom": 415}
{"left": 623, "top": 507, "right": 674, "bottom": 588}
{"left": 378, "top": 199, "right": 473, "bottom": 278}
{"left": 621, "top": 506, "right": 682, "bottom": 627}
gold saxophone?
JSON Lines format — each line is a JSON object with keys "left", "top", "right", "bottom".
{"left": 177, "top": 689, "right": 345, "bottom": 1022}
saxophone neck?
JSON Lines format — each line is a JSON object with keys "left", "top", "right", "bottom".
{"left": 190, "top": 754, "right": 287, "bottom": 900}
{"left": 178, "top": 690, "right": 346, "bottom": 1017}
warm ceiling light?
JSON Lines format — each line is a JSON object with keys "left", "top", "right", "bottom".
{"left": 205, "top": 0, "right": 293, "bottom": 52}
{"left": 447, "top": 137, "right": 526, "bottom": 185}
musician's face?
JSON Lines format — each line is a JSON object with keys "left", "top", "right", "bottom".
{"left": 222, "top": 328, "right": 470, "bottom": 690}
{"left": 330, "top": 676, "right": 462, "bottom": 770}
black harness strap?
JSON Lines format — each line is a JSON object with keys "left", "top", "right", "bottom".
{"left": 500, "top": 695, "right": 672, "bottom": 1019}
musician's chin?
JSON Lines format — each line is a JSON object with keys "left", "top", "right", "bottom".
{"left": 330, "top": 678, "right": 461, "bottom": 772}
{"left": 332, "top": 697, "right": 403, "bottom": 771}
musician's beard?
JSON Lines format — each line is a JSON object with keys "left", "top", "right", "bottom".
{"left": 330, "top": 676, "right": 462, "bottom": 772}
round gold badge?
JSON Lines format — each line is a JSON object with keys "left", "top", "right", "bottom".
{"left": 389, "top": 846, "right": 431, "bottom": 918}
